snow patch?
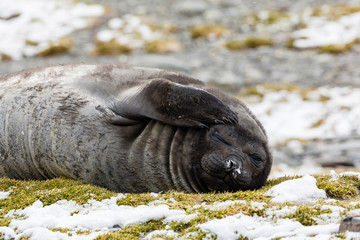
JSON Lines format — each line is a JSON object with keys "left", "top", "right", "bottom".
{"left": 0, "top": 0, "right": 105, "bottom": 60}
{"left": 265, "top": 175, "right": 327, "bottom": 203}
{"left": 340, "top": 171, "right": 360, "bottom": 179}
{"left": 96, "top": 15, "right": 164, "bottom": 49}
{"left": 266, "top": 206, "right": 297, "bottom": 218}
{"left": 250, "top": 201, "right": 267, "bottom": 210}
{"left": 199, "top": 213, "right": 339, "bottom": 240}
{"left": 293, "top": 12, "right": 360, "bottom": 48}
{"left": 248, "top": 87, "right": 360, "bottom": 145}
{"left": 206, "top": 200, "right": 246, "bottom": 210}
{"left": 0, "top": 191, "right": 11, "bottom": 199}
{"left": 145, "top": 229, "right": 178, "bottom": 239}
{"left": 3, "top": 195, "right": 194, "bottom": 240}
{"left": 270, "top": 161, "right": 324, "bottom": 179}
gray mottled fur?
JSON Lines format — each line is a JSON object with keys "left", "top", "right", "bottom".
{"left": 0, "top": 63, "right": 271, "bottom": 193}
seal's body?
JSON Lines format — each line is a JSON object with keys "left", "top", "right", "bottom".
{"left": 0, "top": 64, "right": 272, "bottom": 193}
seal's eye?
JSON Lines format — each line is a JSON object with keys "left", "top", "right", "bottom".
{"left": 209, "top": 129, "right": 230, "bottom": 146}
{"left": 249, "top": 153, "right": 263, "bottom": 168}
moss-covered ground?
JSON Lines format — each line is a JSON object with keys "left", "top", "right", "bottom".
{"left": 0, "top": 173, "right": 358, "bottom": 239}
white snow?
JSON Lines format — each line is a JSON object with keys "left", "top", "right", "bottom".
{"left": 340, "top": 171, "right": 360, "bottom": 179}
{"left": 247, "top": 86, "right": 360, "bottom": 145}
{"left": 314, "top": 205, "right": 345, "bottom": 224}
{"left": 250, "top": 201, "right": 267, "bottom": 210}
{"left": 0, "top": 227, "right": 16, "bottom": 240}
{"left": 0, "top": 191, "right": 10, "bottom": 199}
{"left": 293, "top": 11, "right": 360, "bottom": 48}
{"left": 265, "top": 175, "right": 327, "bottom": 203}
{"left": 96, "top": 14, "right": 174, "bottom": 49}
{"left": 0, "top": 0, "right": 105, "bottom": 60}
{"left": 3, "top": 195, "right": 195, "bottom": 240}
{"left": 266, "top": 205, "right": 298, "bottom": 218}
{"left": 162, "top": 213, "right": 198, "bottom": 224}
{"left": 270, "top": 161, "right": 324, "bottom": 179}
{"left": 206, "top": 200, "right": 246, "bottom": 210}
{"left": 145, "top": 229, "right": 178, "bottom": 239}
{"left": 199, "top": 213, "right": 340, "bottom": 240}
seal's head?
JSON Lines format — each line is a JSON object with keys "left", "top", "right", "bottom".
{"left": 187, "top": 107, "right": 272, "bottom": 192}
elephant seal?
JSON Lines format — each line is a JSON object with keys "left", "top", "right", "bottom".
{"left": 0, "top": 63, "right": 272, "bottom": 193}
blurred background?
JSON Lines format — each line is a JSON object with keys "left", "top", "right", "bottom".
{"left": 1, "top": 0, "right": 359, "bottom": 176}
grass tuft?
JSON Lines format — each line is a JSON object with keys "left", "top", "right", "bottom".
{"left": 225, "top": 41, "right": 245, "bottom": 51}
{"left": 318, "top": 43, "right": 354, "bottom": 54}
{"left": 190, "top": 25, "right": 228, "bottom": 39}
{"left": 145, "top": 39, "right": 182, "bottom": 53}
{"left": 225, "top": 37, "right": 274, "bottom": 51}
{"left": 93, "top": 39, "right": 132, "bottom": 55}
{"left": 311, "top": 5, "right": 360, "bottom": 20}
{"left": 243, "top": 37, "right": 274, "bottom": 48}
{"left": 38, "top": 37, "right": 73, "bottom": 57}
{"left": 316, "top": 175, "right": 360, "bottom": 199}
{"left": 0, "top": 177, "right": 116, "bottom": 214}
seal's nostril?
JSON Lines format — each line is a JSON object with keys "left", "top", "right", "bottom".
{"left": 229, "top": 160, "right": 234, "bottom": 169}
{"left": 226, "top": 157, "right": 240, "bottom": 172}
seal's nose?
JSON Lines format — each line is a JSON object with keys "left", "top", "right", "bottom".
{"left": 226, "top": 157, "right": 242, "bottom": 172}
{"left": 225, "top": 157, "right": 245, "bottom": 184}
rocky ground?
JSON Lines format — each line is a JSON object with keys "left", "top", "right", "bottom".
{"left": 1, "top": 0, "right": 360, "bottom": 170}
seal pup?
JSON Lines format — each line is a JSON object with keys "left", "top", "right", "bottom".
{"left": 0, "top": 63, "right": 272, "bottom": 193}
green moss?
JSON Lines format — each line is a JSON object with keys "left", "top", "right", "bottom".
{"left": 266, "top": 176, "right": 301, "bottom": 188}
{"left": 151, "top": 24, "right": 177, "bottom": 34}
{"left": 335, "top": 232, "right": 347, "bottom": 239}
{"left": 0, "top": 216, "right": 11, "bottom": 227}
{"left": 246, "top": 11, "right": 290, "bottom": 26}
{"left": 225, "top": 41, "right": 245, "bottom": 51}
{"left": 0, "top": 13, "right": 20, "bottom": 21}
{"left": 238, "top": 83, "right": 307, "bottom": 100}
{"left": 225, "top": 37, "right": 274, "bottom": 51}
{"left": 116, "top": 193, "right": 157, "bottom": 207}
{"left": 311, "top": 5, "right": 360, "bottom": 20}
{"left": 2, "top": 174, "right": 360, "bottom": 239}
{"left": 95, "top": 220, "right": 164, "bottom": 240}
{"left": 285, "top": 206, "right": 317, "bottom": 226}
{"left": 38, "top": 38, "right": 73, "bottom": 57}
{"left": 25, "top": 40, "right": 39, "bottom": 46}
{"left": 310, "top": 119, "right": 325, "bottom": 128}
{"left": 199, "top": 204, "right": 265, "bottom": 221}
{"left": 0, "top": 177, "right": 116, "bottom": 214}
{"left": 244, "top": 37, "right": 274, "bottom": 48}
{"left": 318, "top": 43, "right": 354, "bottom": 54}
{"left": 49, "top": 228, "right": 93, "bottom": 236}
{"left": 93, "top": 39, "right": 132, "bottom": 55}
{"left": 286, "top": 37, "right": 295, "bottom": 48}
{"left": 340, "top": 106, "right": 352, "bottom": 111}
{"left": 145, "top": 39, "right": 182, "bottom": 53}
{"left": 238, "top": 236, "right": 250, "bottom": 240}
{"left": 316, "top": 175, "right": 360, "bottom": 199}
{"left": 190, "top": 25, "right": 228, "bottom": 39}
{"left": 0, "top": 53, "right": 12, "bottom": 61}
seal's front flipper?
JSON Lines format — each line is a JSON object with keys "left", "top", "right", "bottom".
{"left": 110, "top": 78, "right": 238, "bottom": 128}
